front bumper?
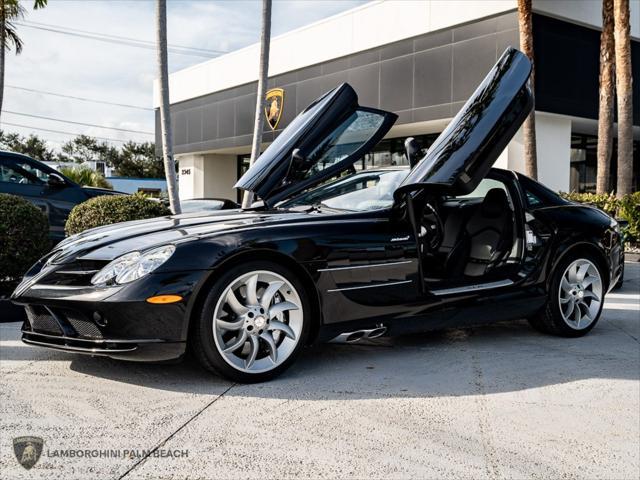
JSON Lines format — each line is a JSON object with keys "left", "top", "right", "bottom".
{"left": 21, "top": 330, "right": 185, "bottom": 362}
{"left": 13, "top": 270, "right": 207, "bottom": 362}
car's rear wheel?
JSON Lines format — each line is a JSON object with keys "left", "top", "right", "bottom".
{"left": 190, "top": 261, "right": 310, "bottom": 383}
{"left": 529, "top": 255, "right": 605, "bottom": 337}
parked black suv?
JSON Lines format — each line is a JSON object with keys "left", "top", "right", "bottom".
{"left": 0, "top": 151, "right": 121, "bottom": 242}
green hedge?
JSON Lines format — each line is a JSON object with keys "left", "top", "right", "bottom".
{"left": 65, "top": 194, "right": 171, "bottom": 236}
{"left": 619, "top": 192, "right": 640, "bottom": 242}
{"left": 0, "top": 193, "right": 50, "bottom": 293}
{"left": 559, "top": 191, "right": 640, "bottom": 243}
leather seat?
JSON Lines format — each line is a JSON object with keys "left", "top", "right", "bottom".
{"left": 463, "top": 188, "right": 512, "bottom": 276}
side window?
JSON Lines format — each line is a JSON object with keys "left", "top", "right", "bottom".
{"left": 297, "top": 109, "right": 386, "bottom": 180}
{"left": 0, "top": 158, "right": 50, "bottom": 185}
{"left": 524, "top": 190, "right": 543, "bottom": 208}
{"left": 453, "top": 178, "right": 510, "bottom": 201}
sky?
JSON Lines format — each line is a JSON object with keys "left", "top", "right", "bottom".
{"left": 2, "top": 0, "right": 366, "bottom": 150}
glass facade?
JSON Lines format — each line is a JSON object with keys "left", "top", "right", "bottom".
{"left": 570, "top": 134, "right": 639, "bottom": 193}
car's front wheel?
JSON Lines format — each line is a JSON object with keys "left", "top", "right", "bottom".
{"left": 529, "top": 255, "right": 605, "bottom": 337}
{"left": 190, "top": 261, "right": 310, "bottom": 383}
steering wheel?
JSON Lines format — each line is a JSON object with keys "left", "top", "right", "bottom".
{"left": 420, "top": 202, "right": 444, "bottom": 252}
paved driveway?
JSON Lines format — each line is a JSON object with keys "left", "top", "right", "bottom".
{"left": 1, "top": 263, "right": 638, "bottom": 479}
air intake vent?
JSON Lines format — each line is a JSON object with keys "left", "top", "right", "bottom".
{"left": 25, "top": 306, "right": 62, "bottom": 335}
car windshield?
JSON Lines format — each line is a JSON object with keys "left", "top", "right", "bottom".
{"left": 280, "top": 168, "right": 408, "bottom": 212}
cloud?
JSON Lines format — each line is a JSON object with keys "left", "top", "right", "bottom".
{"left": 2, "top": 0, "right": 366, "bottom": 151}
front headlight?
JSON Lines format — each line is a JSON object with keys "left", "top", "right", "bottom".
{"left": 91, "top": 245, "right": 175, "bottom": 286}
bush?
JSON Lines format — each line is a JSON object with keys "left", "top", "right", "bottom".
{"left": 619, "top": 192, "right": 640, "bottom": 243}
{"left": 559, "top": 192, "right": 619, "bottom": 217}
{"left": 59, "top": 165, "right": 112, "bottom": 189}
{"left": 0, "top": 194, "right": 50, "bottom": 293}
{"left": 65, "top": 193, "right": 171, "bottom": 236}
{"left": 559, "top": 191, "right": 640, "bottom": 244}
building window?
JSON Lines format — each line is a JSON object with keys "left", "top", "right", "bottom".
{"left": 570, "top": 134, "right": 639, "bottom": 193}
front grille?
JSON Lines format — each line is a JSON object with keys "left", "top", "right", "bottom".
{"left": 38, "top": 260, "right": 108, "bottom": 287}
{"left": 24, "top": 305, "right": 103, "bottom": 339}
{"left": 59, "top": 309, "right": 103, "bottom": 339}
{"left": 25, "top": 306, "right": 62, "bottom": 334}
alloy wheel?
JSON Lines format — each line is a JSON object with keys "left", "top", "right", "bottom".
{"left": 558, "top": 259, "right": 603, "bottom": 330}
{"left": 212, "top": 270, "right": 303, "bottom": 373}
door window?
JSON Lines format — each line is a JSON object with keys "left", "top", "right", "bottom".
{"left": 292, "top": 109, "right": 387, "bottom": 181}
{"left": 0, "top": 158, "right": 49, "bottom": 185}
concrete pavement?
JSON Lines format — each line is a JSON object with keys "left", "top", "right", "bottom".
{"left": 1, "top": 263, "right": 638, "bottom": 479}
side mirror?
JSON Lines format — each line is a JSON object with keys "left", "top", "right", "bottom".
{"left": 47, "top": 173, "right": 67, "bottom": 188}
{"left": 285, "top": 148, "right": 307, "bottom": 182}
{"left": 291, "top": 148, "right": 305, "bottom": 169}
{"left": 404, "top": 137, "right": 422, "bottom": 168}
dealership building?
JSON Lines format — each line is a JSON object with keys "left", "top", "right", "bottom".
{"left": 154, "top": 0, "right": 640, "bottom": 202}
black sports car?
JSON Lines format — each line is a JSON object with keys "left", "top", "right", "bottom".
{"left": 12, "top": 48, "right": 624, "bottom": 382}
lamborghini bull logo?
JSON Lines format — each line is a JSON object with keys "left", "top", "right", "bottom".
{"left": 265, "top": 88, "right": 284, "bottom": 130}
{"left": 13, "top": 436, "right": 44, "bottom": 470}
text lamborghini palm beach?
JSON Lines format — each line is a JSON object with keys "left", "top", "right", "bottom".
{"left": 12, "top": 48, "right": 624, "bottom": 382}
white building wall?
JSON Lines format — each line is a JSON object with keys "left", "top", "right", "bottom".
{"left": 501, "top": 112, "right": 572, "bottom": 192}
{"left": 177, "top": 154, "right": 237, "bottom": 201}
{"left": 201, "top": 154, "right": 237, "bottom": 200}
{"left": 177, "top": 155, "right": 204, "bottom": 199}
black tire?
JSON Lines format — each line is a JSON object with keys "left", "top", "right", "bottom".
{"left": 529, "top": 254, "right": 605, "bottom": 337}
{"left": 613, "top": 263, "right": 624, "bottom": 290}
{"left": 189, "top": 260, "right": 311, "bottom": 383}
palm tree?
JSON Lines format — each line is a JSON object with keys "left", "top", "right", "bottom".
{"left": 517, "top": 0, "right": 537, "bottom": 180}
{"left": 155, "top": 0, "right": 180, "bottom": 214}
{"left": 596, "top": 0, "right": 616, "bottom": 195}
{"left": 0, "top": 0, "right": 46, "bottom": 119}
{"left": 59, "top": 165, "right": 113, "bottom": 190}
{"left": 613, "top": 0, "right": 633, "bottom": 198}
{"left": 242, "top": 0, "right": 272, "bottom": 209}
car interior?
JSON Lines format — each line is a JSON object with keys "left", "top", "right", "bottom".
{"left": 416, "top": 178, "right": 524, "bottom": 287}
{"left": 401, "top": 139, "right": 524, "bottom": 287}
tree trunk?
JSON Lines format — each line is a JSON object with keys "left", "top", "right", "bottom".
{"left": 596, "top": 0, "right": 616, "bottom": 195}
{"left": 0, "top": 0, "right": 6, "bottom": 120}
{"left": 242, "top": 0, "right": 272, "bottom": 209}
{"left": 155, "top": 0, "right": 180, "bottom": 214}
{"left": 613, "top": 0, "right": 633, "bottom": 198}
{"left": 518, "top": 0, "right": 538, "bottom": 180}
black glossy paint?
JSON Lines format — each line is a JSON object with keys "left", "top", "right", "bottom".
{"left": 11, "top": 49, "right": 623, "bottom": 364}
{"left": 12, "top": 168, "right": 622, "bottom": 362}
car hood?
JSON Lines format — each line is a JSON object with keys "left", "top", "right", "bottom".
{"left": 50, "top": 209, "right": 311, "bottom": 263}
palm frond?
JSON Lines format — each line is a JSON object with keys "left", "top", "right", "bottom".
{"left": 33, "top": 0, "right": 47, "bottom": 9}
{"left": 3, "top": 22, "right": 23, "bottom": 54}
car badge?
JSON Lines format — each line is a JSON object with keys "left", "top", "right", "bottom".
{"left": 13, "top": 436, "right": 44, "bottom": 470}
{"left": 265, "top": 88, "right": 284, "bottom": 130}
